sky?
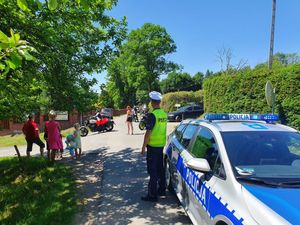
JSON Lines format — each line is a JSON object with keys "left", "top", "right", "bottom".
{"left": 93, "top": 0, "right": 300, "bottom": 87}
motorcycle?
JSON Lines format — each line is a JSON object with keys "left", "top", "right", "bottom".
{"left": 138, "top": 113, "right": 147, "bottom": 130}
{"left": 133, "top": 112, "right": 139, "bottom": 122}
{"left": 80, "top": 115, "right": 114, "bottom": 137}
{"left": 133, "top": 106, "right": 139, "bottom": 122}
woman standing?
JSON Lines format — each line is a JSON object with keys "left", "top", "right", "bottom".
{"left": 45, "top": 110, "right": 64, "bottom": 162}
{"left": 126, "top": 105, "right": 134, "bottom": 135}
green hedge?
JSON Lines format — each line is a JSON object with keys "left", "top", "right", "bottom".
{"left": 203, "top": 63, "right": 300, "bottom": 130}
{"left": 161, "top": 90, "right": 203, "bottom": 112}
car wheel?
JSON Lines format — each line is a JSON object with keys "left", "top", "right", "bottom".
{"left": 175, "top": 115, "right": 181, "bottom": 122}
{"left": 165, "top": 159, "right": 174, "bottom": 192}
{"left": 216, "top": 222, "right": 228, "bottom": 225}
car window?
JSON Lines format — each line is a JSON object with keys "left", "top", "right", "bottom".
{"left": 193, "top": 106, "right": 202, "bottom": 110}
{"left": 213, "top": 155, "right": 226, "bottom": 179}
{"left": 186, "top": 107, "right": 193, "bottom": 111}
{"left": 180, "top": 124, "right": 199, "bottom": 148}
{"left": 174, "top": 124, "right": 186, "bottom": 140}
{"left": 190, "top": 127, "right": 224, "bottom": 178}
{"left": 222, "top": 131, "right": 300, "bottom": 181}
{"left": 190, "top": 128, "right": 215, "bottom": 158}
{"left": 177, "top": 106, "right": 189, "bottom": 112}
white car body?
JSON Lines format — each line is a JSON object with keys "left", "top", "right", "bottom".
{"left": 164, "top": 114, "right": 300, "bottom": 225}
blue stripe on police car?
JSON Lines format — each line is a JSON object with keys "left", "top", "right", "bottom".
{"left": 176, "top": 155, "right": 245, "bottom": 225}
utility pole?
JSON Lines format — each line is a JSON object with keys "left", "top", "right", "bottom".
{"left": 269, "top": 0, "right": 277, "bottom": 70}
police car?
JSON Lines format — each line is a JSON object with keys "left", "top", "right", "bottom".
{"left": 164, "top": 113, "right": 300, "bottom": 225}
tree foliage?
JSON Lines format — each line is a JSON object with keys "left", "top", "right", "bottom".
{"left": 95, "top": 83, "right": 114, "bottom": 108}
{"left": 273, "top": 52, "right": 300, "bottom": 65}
{"left": 0, "top": 29, "right": 35, "bottom": 77}
{"left": 0, "top": 0, "right": 126, "bottom": 119}
{"left": 106, "top": 23, "right": 177, "bottom": 108}
{"left": 160, "top": 71, "right": 203, "bottom": 93}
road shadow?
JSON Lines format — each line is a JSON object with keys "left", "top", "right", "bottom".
{"left": 98, "top": 147, "right": 191, "bottom": 225}
{"left": 65, "top": 147, "right": 108, "bottom": 225}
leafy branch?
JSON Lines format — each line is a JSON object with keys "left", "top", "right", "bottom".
{"left": 0, "top": 29, "right": 35, "bottom": 77}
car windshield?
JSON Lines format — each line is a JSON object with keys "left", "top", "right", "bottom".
{"left": 176, "top": 106, "right": 189, "bottom": 112}
{"left": 101, "top": 108, "right": 111, "bottom": 113}
{"left": 222, "top": 131, "right": 300, "bottom": 185}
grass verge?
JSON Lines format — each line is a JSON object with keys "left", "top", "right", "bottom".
{"left": 0, "top": 157, "right": 77, "bottom": 225}
{"left": 0, "top": 128, "right": 75, "bottom": 148}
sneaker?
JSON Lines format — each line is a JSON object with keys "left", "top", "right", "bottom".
{"left": 141, "top": 195, "right": 158, "bottom": 202}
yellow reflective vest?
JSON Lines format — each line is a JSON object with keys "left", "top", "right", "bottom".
{"left": 148, "top": 108, "right": 167, "bottom": 147}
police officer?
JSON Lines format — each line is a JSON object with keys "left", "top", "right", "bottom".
{"left": 141, "top": 91, "right": 167, "bottom": 202}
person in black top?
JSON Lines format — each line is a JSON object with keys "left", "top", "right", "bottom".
{"left": 126, "top": 105, "right": 134, "bottom": 135}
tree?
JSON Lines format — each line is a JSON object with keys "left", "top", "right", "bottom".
{"left": 216, "top": 47, "right": 248, "bottom": 75}
{"left": 273, "top": 53, "right": 300, "bottom": 65}
{"left": 193, "top": 72, "right": 204, "bottom": 90}
{"left": 106, "top": 23, "right": 177, "bottom": 107}
{"left": 0, "top": 0, "right": 99, "bottom": 76}
{"left": 160, "top": 71, "right": 204, "bottom": 94}
{"left": 0, "top": 0, "right": 127, "bottom": 118}
{"left": 96, "top": 83, "right": 114, "bottom": 108}
{"left": 160, "top": 71, "right": 193, "bottom": 93}
{"left": 204, "top": 69, "right": 214, "bottom": 78}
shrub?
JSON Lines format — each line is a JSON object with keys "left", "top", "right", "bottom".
{"left": 203, "top": 63, "right": 300, "bottom": 129}
{"left": 161, "top": 90, "right": 203, "bottom": 112}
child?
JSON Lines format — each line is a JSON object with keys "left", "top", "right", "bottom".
{"left": 65, "top": 134, "right": 76, "bottom": 158}
{"left": 73, "top": 123, "right": 82, "bottom": 160}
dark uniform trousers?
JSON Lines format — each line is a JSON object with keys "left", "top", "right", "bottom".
{"left": 146, "top": 145, "right": 166, "bottom": 198}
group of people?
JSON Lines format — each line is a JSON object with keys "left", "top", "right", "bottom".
{"left": 22, "top": 110, "right": 82, "bottom": 161}
{"left": 23, "top": 91, "right": 168, "bottom": 203}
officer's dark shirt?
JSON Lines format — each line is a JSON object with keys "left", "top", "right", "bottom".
{"left": 145, "top": 113, "right": 156, "bottom": 130}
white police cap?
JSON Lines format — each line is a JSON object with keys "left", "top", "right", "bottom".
{"left": 149, "top": 91, "right": 162, "bottom": 101}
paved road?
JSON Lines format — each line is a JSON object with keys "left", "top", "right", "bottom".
{"left": 0, "top": 115, "right": 191, "bottom": 225}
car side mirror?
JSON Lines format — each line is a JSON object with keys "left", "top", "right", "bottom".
{"left": 186, "top": 158, "right": 211, "bottom": 172}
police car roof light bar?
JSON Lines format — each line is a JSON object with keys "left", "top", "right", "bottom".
{"left": 204, "top": 113, "right": 279, "bottom": 123}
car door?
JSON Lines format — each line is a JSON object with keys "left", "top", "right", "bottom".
{"left": 183, "top": 127, "right": 226, "bottom": 225}
{"left": 193, "top": 106, "right": 204, "bottom": 118}
{"left": 167, "top": 123, "right": 187, "bottom": 192}
{"left": 174, "top": 124, "right": 200, "bottom": 210}
{"left": 183, "top": 106, "right": 193, "bottom": 120}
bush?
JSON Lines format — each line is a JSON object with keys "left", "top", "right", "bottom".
{"left": 203, "top": 63, "right": 300, "bottom": 129}
{"left": 161, "top": 90, "right": 203, "bottom": 112}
